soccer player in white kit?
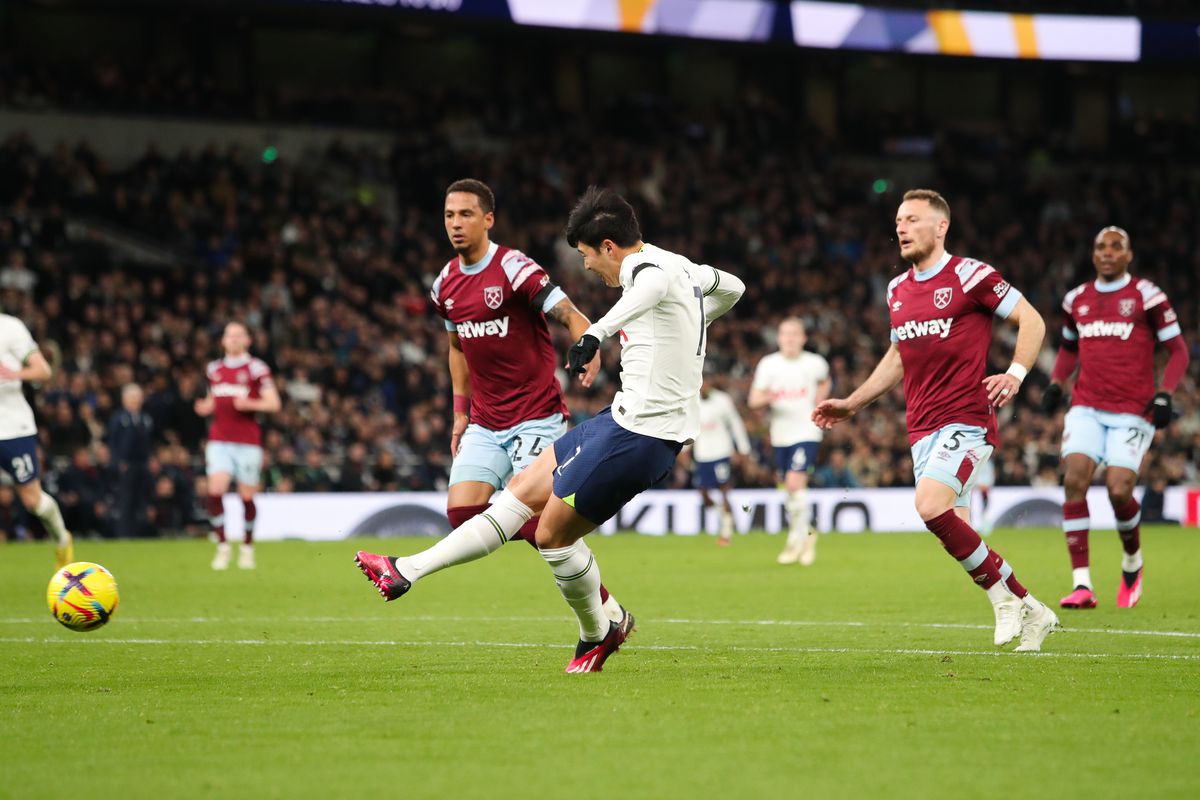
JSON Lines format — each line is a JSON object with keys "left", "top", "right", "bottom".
{"left": 0, "top": 313, "right": 74, "bottom": 565}
{"left": 749, "top": 318, "right": 830, "bottom": 565}
{"left": 692, "top": 372, "right": 752, "bottom": 544}
{"left": 356, "top": 187, "right": 745, "bottom": 672}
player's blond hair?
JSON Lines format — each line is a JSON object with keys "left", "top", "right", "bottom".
{"left": 902, "top": 189, "right": 951, "bottom": 221}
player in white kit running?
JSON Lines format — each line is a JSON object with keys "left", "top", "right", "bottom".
{"left": 0, "top": 313, "right": 74, "bottom": 565}
{"left": 749, "top": 319, "right": 830, "bottom": 565}
{"left": 692, "top": 372, "right": 752, "bottom": 544}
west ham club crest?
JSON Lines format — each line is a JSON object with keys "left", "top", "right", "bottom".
{"left": 1118, "top": 298, "right": 1135, "bottom": 317}
{"left": 933, "top": 287, "right": 953, "bottom": 309}
{"left": 483, "top": 285, "right": 503, "bottom": 310}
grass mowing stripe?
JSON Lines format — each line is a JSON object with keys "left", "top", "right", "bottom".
{"left": 4, "top": 636, "right": 1198, "bottom": 660}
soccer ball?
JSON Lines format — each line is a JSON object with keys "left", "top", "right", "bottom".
{"left": 46, "top": 562, "right": 120, "bottom": 632}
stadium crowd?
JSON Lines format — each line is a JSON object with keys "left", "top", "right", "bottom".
{"left": 0, "top": 89, "right": 1197, "bottom": 538}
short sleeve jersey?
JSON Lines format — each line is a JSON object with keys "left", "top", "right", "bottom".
{"left": 0, "top": 314, "right": 38, "bottom": 440}
{"left": 887, "top": 253, "right": 1023, "bottom": 446}
{"left": 1061, "top": 275, "right": 1182, "bottom": 416}
{"left": 431, "top": 242, "right": 568, "bottom": 431}
{"left": 206, "top": 355, "right": 273, "bottom": 446}
{"left": 751, "top": 351, "right": 830, "bottom": 447}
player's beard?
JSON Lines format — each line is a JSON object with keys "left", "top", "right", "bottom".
{"left": 902, "top": 241, "right": 933, "bottom": 267}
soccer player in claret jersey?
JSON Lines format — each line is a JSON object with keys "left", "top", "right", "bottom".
{"left": 692, "top": 372, "right": 752, "bottom": 545}
{"left": 813, "top": 189, "right": 1060, "bottom": 651}
{"left": 357, "top": 187, "right": 745, "bottom": 672}
{"left": 353, "top": 179, "right": 625, "bottom": 621}
{"left": 1043, "top": 227, "right": 1190, "bottom": 610}
{"left": 0, "top": 312, "right": 74, "bottom": 566}
{"left": 749, "top": 318, "right": 830, "bottom": 565}
{"left": 194, "top": 322, "right": 281, "bottom": 570}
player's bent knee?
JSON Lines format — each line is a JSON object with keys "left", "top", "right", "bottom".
{"left": 914, "top": 480, "right": 956, "bottom": 522}
{"left": 16, "top": 481, "right": 42, "bottom": 509}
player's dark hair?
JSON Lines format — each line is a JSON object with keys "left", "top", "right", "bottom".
{"left": 565, "top": 186, "right": 642, "bottom": 249}
{"left": 446, "top": 179, "right": 495, "bottom": 214}
{"left": 903, "top": 188, "right": 951, "bottom": 222}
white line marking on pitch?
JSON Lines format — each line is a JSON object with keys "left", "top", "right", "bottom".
{"left": 0, "top": 636, "right": 1196, "bottom": 661}
{"left": 3, "top": 614, "right": 1199, "bottom": 640}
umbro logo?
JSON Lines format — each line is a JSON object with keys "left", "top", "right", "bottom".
{"left": 444, "top": 298, "right": 455, "bottom": 309}
{"left": 892, "top": 301, "right": 902, "bottom": 311}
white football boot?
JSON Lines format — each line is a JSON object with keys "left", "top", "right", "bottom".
{"left": 798, "top": 527, "right": 818, "bottom": 566}
{"left": 211, "top": 542, "right": 231, "bottom": 571}
{"left": 988, "top": 585, "right": 1025, "bottom": 647}
{"left": 237, "top": 544, "right": 256, "bottom": 570}
{"left": 1015, "top": 600, "right": 1060, "bottom": 652}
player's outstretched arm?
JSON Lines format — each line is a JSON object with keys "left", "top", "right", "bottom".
{"left": 0, "top": 349, "right": 51, "bottom": 382}
{"left": 701, "top": 267, "right": 745, "bottom": 324}
{"left": 446, "top": 331, "right": 471, "bottom": 457}
{"left": 982, "top": 296, "right": 1044, "bottom": 409}
{"left": 813, "top": 344, "right": 904, "bottom": 428}
{"left": 584, "top": 266, "right": 670, "bottom": 341}
{"left": 547, "top": 297, "right": 600, "bottom": 388}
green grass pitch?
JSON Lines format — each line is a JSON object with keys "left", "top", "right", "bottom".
{"left": 2, "top": 527, "right": 1199, "bottom": 799}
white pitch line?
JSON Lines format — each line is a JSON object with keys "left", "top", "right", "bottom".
{"left": 3, "top": 614, "right": 1199, "bottom": 640}
{"left": 0, "top": 636, "right": 1197, "bottom": 661}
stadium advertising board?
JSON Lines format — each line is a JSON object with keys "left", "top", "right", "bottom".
{"left": 789, "top": 2, "right": 1141, "bottom": 61}
{"left": 224, "top": 486, "right": 1196, "bottom": 541}
{"left": 309, "top": 0, "right": 1158, "bottom": 61}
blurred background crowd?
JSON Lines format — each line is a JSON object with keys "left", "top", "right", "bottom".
{"left": 1, "top": 0, "right": 1197, "bottom": 539}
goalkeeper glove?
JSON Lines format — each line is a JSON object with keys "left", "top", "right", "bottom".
{"left": 1041, "top": 383, "right": 1064, "bottom": 413}
{"left": 1145, "top": 391, "right": 1172, "bottom": 429}
{"left": 567, "top": 334, "right": 600, "bottom": 375}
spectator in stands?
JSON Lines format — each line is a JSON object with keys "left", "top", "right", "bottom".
{"left": 107, "top": 383, "right": 154, "bottom": 536}
{"left": 813, "top": 449, "right": 860, "bottom": 489}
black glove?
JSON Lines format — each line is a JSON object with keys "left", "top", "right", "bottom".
{"left": 1041, "top": 383, "right": 1064, "bottom": 413}
{"left": 1145, "top": 391, "right": 1172, "bottom": 429}
{"left": 567, "top": 334, "right": 600, "bottom": 375}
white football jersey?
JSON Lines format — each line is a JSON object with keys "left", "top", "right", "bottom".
{"left": 693, "top": 389, "right": 751, "bottom": 462}
{"left": 586, "top": 243, "right": 743, "bottom": 443}
{"left": 0, "top": 313, "right": 39, "bottom": 440}
{"left": 752, "top": 350, "right": 829, "bottom": 446}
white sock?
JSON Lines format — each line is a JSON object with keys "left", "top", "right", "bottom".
{"left": 541, "top": 540, "right": 608, "bottom": 642}
{"left": 1022, "top": 594, "right": 1045, "bottom": 611}
{"left": 1072, "top": 567, "right": 1093, "bottom": 589}
{"left": 1122, "top": 549, "right": 1143, "bottom": 573}
{"left": 34, "top": 492, "right": 70, "bottom": 545}
{"left": 785, "top": 488, "right": 808, "bottom": 546}
{"left": 985, "top": 581, "right": 1016, "bottom": 605}
{"left": 602, "top": 593, "right": 624, "bottom": 623}
{"left": 397, "top": 490, "right": 533, "bottom": 583}
{"left": 719, "top": 509, "right": 733, "bottom": 538}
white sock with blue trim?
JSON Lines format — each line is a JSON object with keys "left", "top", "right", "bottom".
{"left": 541, "top": 540, "right": 608, "bottom": 642}
{"left": 397, "top": 490, "right": 532, "bottom": 583}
